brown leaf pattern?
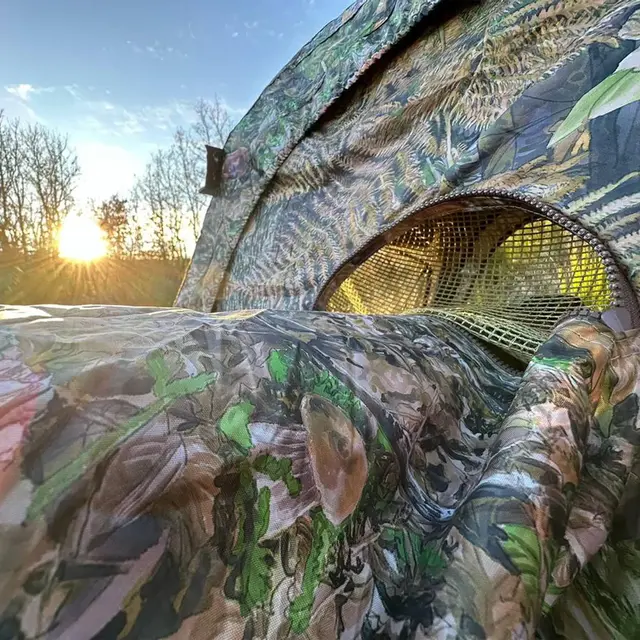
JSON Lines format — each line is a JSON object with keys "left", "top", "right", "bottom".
{"left": 0, "top": 305, "right": 639, "bottom": 638}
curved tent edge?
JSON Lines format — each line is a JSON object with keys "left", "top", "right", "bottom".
{"left": 175, "top": 0, "right": 449, "bottom": 311}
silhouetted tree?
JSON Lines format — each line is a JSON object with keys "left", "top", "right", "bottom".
{"left": 0, "top": 111, "right": 80, "bottom": 255}
{"left": 94, "top": 195, "right": 130, "bottom": 257}
{"left": 22, "top": 122, "right": 80, "bottom": 251}
{"left": 130, "top": 96, "right": 235, "bottom": 254}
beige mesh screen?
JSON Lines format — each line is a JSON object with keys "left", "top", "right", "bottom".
{"left": 322, "top": 201, "right": 613, "bottom": 362}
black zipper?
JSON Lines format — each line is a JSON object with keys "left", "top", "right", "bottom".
{"left": 313, "top": 187, "right": 640, "bottom": 370}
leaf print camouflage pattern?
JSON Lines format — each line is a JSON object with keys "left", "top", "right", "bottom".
{"left": 177, "top": 0, "right": 640, "bottom": 314}
{"left": 1, "top": 304, "right": 640, "bottom": 638}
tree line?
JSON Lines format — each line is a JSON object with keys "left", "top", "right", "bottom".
{"left": 0, "top": 97, "right": 233, "bottom": 261}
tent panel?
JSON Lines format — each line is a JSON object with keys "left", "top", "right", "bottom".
{"left": 176, "top": 0, "right": 447, "bottom": 311}
{"left": 212, "top": 1, "right": 640, "bottom": 334}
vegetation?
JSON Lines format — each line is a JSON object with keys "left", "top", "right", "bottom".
{"left": 0, "top": 97, "right": 234, "bottom": 307}
{"left": 0, "top": 256, "right": 187, "bottom": 307}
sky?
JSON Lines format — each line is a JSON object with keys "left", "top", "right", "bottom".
{"left": 0, "top": 0, "right": 349, "bottom": 204}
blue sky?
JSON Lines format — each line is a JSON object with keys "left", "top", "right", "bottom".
{"left": 0, "top": 0, "right": 348, "bottom": 203}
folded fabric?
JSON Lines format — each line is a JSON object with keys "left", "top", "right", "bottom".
{"left": 0, "top": 305, "right": 638, "bottom": 639}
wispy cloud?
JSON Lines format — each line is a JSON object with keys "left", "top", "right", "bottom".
{"left": 64, "top": 84, "right": 83, "bottom": 100}
{"left": 63, "top": 87, "right": 202, "bottom": 138}
{"left": 212, "top": 99, "right": 247, "bottom": 121}
{"left": 5, "top": 83, "right": 53, "bottom": 101}
{"left": 225, "top": 19, "right": 265, "bottom": 40}
{"left": 0, "top": 97, "right": 38, "bottom": 122}
{"left": 177, "top": 24, "right": 197, "bottom": 40}
{"left": 3, "top": 83, "right": 245, "bottom": 147}
{"left": 6, "top": 84, "right": 36, "bottom": 101}
{"left": 2, "top": 84, "right": 56, "bottom": 122}
{"left": 81, "top": 102, "right": 185, "bottom": 137}
{"left": 126, "top": 39, "right": 188, "bottom": 61}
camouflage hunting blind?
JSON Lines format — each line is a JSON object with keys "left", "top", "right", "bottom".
{"left": 177, "top": 0, "right": 640, "bottom": 362}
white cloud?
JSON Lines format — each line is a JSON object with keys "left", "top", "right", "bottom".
{"left": 1, "top": 85, "right": 54, "bottom": 122}
{"left": 127, "top": 39, "right": 187, "bottom": 60}
{"left": 112, "top": 110, "right": 146, "bottom": 135}
{"left": 217, "top": 99, "right": 247, "bottom": 120}
{"left": 62, "top": 86, "right": 194, "bottom": 138}
{"left": 64, "top": 84, "right": 83, "bottom": 100}
{"left": 85, "top": 98, "right": 246, "bottom": 139}
{"left": 5, "top": 83, "right": 53, "bottom": 101}
{"left": 76, "top": 114, "right": 110, "bottom": 135}
{"left": 0, "top": 97, "right": 39, "bottom": 122}
{"left": 6, "top": 84, "right": 35, "bottom": 101}
{"left": 4, "top": 83, "right": 245, "bottom": 139}
{"left": 232, "top": 31, "right": 239, "bottom": 38}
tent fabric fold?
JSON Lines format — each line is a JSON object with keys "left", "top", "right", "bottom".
{"left": 175, "top": 0, "right": 454, "bottom": 312}
{"left": 0, "top": 305, "right": 639, "bottom": 638}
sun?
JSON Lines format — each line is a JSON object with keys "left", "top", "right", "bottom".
{"left": 58, "top": 215, "right": 108, "bottom": 262}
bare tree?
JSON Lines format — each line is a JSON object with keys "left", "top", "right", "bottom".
{"left": 130, "top": 96, "right": 235, "bottom": 255}
{"left": 7, "top": 119, "right": 35, "bottom": 255}
{"left": 0, "top": 113, "right": 79, "bottom": 255}
{"left": 172, "top": 126, "right": 203, "bottom": 240}
{"left": 191, "top": 97, "right": 233, "bottom": 149}
{"left": 94, "top": 195, "right": 130, "bottom": 258}
{"left": 131, "top": 153, "right": 186, "bottom": 261}
{"left": 21, "top": 123, "right": 80, "bottom": 252}
{"left": 0, "top": 111, "right": 15, "bottom": 251}
{"left": 0, "top": 113, "right": 30, "bottom": 253}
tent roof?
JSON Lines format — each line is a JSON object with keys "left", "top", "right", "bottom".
{"left": 177, "top": 0, "right": 640, "bottom": 322}
{"left": 176, "top": 0, "right": 446, "bottom": 311}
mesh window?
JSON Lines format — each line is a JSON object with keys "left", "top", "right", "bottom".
{"left": 321, "top": 197, "right": 613, "bottom": 362}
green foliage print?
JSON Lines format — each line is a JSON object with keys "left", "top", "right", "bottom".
{"left": 500, "top": 525, "right": 543, "bottom": 610}
{"left": 229, "top": 466, "right": 274, "bottom": 617}
{"left": 253, "top": 454, "right": 301, "bottom": 497}
{"left": 379, "top": 527, "right": 448, "bottom": 577}
{"left": 549, "top": 69, "right": 640, "bottom": 146}
{"left": 266, "top": 349, "right": 289, "bottom": 384}
{"left": 266, "top": 348, "right": 367, "bottom": 429}
{"left": 28, "top": 349, "right": 217, "bottom": 520}
{"left": 219, "top": 401, "right": 255, "bottom": 452}
{"left": 289, "top": 509, "right": 339, "bottom": 634}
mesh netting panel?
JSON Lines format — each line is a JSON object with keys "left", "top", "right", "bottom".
{"left": 324, "top": 205, "right": 612, "bottom": 361}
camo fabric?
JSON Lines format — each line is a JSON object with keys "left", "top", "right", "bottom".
{"left": 1, "top": 304, "right": 639, "bottom": 639}
{"left": 176, "top": 0, "right": 640, "bottom": 313}
{"left": 176, "top": 0, "right": 445, "bottom": 312}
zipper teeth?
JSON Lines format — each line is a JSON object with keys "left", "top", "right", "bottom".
{"left": 314, "top": 187, "right": 640, "bottom": 326}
